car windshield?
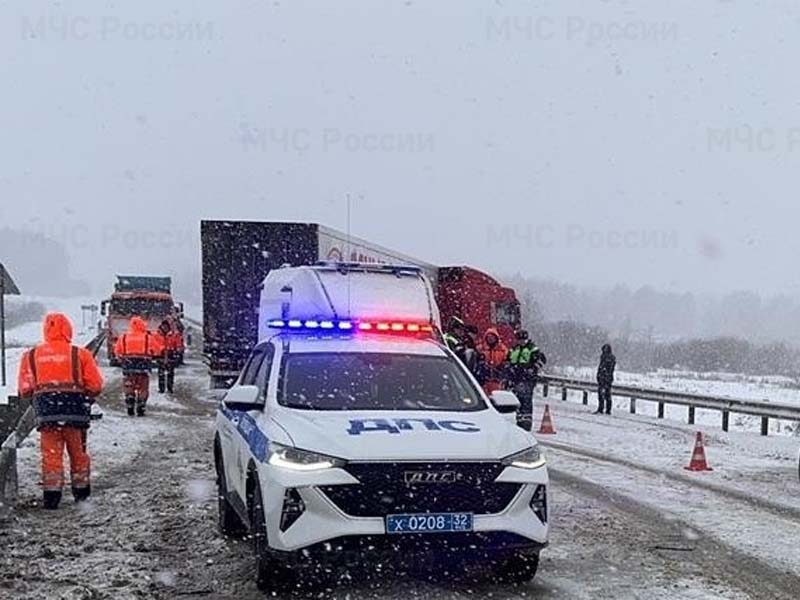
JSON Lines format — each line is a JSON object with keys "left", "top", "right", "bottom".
{"left": 281, "top": 352, "right": 486, "bottom": 411}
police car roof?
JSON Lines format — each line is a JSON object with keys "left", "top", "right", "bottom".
{"left": 264, "top": 334, "right": 447, "bottom": 356}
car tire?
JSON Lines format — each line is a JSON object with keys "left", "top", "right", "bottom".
{"left": 492, "top": 552, "right": 540, "bottom": 585}
{"left": 251, "top": 479, "right": 295, "bottom": 591}
{"left": 216, "top": 455, "right": 246, "bottom": 538}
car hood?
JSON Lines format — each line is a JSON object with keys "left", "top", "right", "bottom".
{"left": 269, "top": 408, "right": 535, "bottom": 462}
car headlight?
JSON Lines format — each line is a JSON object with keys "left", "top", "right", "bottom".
{"left": 502, "top": 446, "right": 546, "bottom": 470}
{"left": 267, "top": 442, "right": 345, "bottom": 472}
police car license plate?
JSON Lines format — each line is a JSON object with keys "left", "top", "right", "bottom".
{"left": 386, "top": 513, "right": 473, "bottom": 534}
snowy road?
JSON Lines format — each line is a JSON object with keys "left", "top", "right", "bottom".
{"left": 1, "top": 355, "right": 798, "bottom": 599}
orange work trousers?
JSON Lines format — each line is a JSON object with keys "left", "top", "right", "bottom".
{"left": 40, "top": 426, "right": 90, "bottom": 492}
{"left": 123, "top": 373, "right": 150, "bottom": 404}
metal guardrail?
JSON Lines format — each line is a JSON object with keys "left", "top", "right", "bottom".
{"left": 539, "top": 374, "right": 800, "bottom": 436}
{"left": 0, "top": 331, "right": 106, "bottom": 512}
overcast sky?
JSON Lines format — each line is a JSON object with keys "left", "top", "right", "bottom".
{"left": 2, "top": 0, "right": 799, "bottom": 296}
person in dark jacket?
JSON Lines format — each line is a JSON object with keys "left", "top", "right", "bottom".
{"left": 507, "top": 330, "right": 547, "bottom": 431}
{"left": 596, "top": 344, "right": 616, "bottom": 415}
{"left": 443, "top": 316, "right": 478, "bottom": 374}
{"left": 156, "top": 319, "right": 182, "bottom": 394}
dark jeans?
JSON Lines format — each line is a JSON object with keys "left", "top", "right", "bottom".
{"left": 514, "top": 379, "right": 535, "bottom": 431}
{"left": 598, "top": 384, "right": 612, "bottom": 414}
{"left": 158, "top": 364, "right": 175, "bottom": 393}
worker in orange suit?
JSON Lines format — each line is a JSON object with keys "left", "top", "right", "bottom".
{"left": 17, "top": 313, "right": 103, "bottom": 510}
{"left": 114, "top": 316, "right": 163, "bottom": 417}
{"left": 476, "top": 327, "right": 509, "bottom": 395}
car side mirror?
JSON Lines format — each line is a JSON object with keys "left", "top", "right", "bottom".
{"left": 490, "top": 390, "right": 520, "bottom": 415}
{"left": 223, "top": 385, "right": 263, "bottom": 410}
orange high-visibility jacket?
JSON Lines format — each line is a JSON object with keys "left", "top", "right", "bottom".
{"left": 114, "top": 316, "right": 164, "bottom": 358}
{"left": 477, "top": 327, "right": 509, "bottom": 368}
{"left": 17, "top": 313, "right": 103, "bottom": 427}
{"left": 17, "top": 313, "right": 103, "bottom": 398}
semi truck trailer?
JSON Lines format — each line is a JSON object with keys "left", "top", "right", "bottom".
{"left": 200, "top": 220, "right": 520, "bottom": 388}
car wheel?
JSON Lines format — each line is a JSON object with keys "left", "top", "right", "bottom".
{"left": 251, "top": 479, "right": 295, "bottom": 591}
{"left": 492, "top": 552, "right": 540, "bottom": 585}
{"left": 216, "top": 454, "right": 246, "bottom": 538}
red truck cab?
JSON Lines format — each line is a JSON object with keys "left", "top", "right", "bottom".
{"left": 101, "top": 276, "right": 184, "bottom": 366}
{"left": 437, "top": 266, "right": 521, "bottom": 347}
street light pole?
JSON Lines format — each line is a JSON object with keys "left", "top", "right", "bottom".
{"left": 1, "top": 271, "right": 6, "bottom": 387}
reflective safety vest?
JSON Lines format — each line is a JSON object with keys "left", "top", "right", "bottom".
{"left": 509, "top": 344, "right": 538, "bottom": 365}
{"left": 117, "top": 332, "right": 162, "bottom": 373}
{"left": 27, "top": 346, "right": 92, "bottom": 427}
{"left": 443, "top": 332, "right": 461, "bottom": 351}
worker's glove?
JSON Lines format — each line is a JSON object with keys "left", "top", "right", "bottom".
{"left": 90, "top": 404, "right": 104, "bottom": 421}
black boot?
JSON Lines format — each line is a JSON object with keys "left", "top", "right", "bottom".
{"left": 72, "top": 485, "right": 91, "bottom": 502}
{"left": 43, "top": 490, "right": 62, "bottom": 510}
{"left": 136, "top": 402, "right": 146, "bottom": 417}
{"left": 126, "top": 397, "right": 135, "bottom": 416}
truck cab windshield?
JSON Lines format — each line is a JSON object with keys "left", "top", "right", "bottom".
{"left": 111, "top": 299, "right": 173, "bottom": 317}
{"left": 281, "top": 353, "right": 486, "bottom": 412}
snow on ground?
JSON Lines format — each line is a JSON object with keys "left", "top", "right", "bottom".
{"left": 535, "top": 390, "right": 799, "bottom": 508}
{"left": 15, "top": 407, "right": 171, "bottom": 500}
{"left": 2, "top": 350, "right": 797, "bottom": 598}
{"left": 560, "top": 366, "right": 800, "bottom": 406}
{"left": 553, "top": 366, "right": 800, "bottom": 436}
{"left": 534, "top": 391, "right": 800, "bottom": 580}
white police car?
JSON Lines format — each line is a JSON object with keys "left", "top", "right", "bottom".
{"left": 213, "top": 265, "right": 549, "bottom": 589}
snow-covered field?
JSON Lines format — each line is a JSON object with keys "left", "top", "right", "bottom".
{"left": 554, "top": 366, "right": 800, "bottom": 436}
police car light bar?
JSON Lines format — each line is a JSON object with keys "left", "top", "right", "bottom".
{"left": 267, "top": 318, "right": 433, "bottom": 334}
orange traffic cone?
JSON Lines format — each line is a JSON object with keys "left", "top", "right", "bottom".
{"left": 685, "top": 432, "right": 713, "bottom": 472}
{"left": 538, "top": 404, "right": 557, "bottom": 435}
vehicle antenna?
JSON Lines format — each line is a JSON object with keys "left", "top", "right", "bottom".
{"left": 346, "top": 194, "right": 352, "bottom": 318}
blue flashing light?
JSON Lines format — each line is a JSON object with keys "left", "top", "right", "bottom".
{"left": 266, "top": 318, "right": 432, "bottom": 335}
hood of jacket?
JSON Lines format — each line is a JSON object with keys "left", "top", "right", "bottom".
{"left": 43, "top": 312, "right": 74, "bottom": 344}
{"left": 482, "top": 327, "right": 501, "bottom": 346}
{"left": 129, "top": 316, "right": 148, "bottom": 334}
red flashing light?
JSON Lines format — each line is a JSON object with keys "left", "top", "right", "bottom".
{"left": 269, "top": 318, "right": 435, "bottom": 336}
{"left": 359, "top": 321, "right": 435, "bottom": 335}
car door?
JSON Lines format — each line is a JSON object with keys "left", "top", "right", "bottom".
{"left": 225, "top": 347, "right": 268, "bottom": 499}
{"left": 241, "top": 343, "right": 275, "bottom": 467}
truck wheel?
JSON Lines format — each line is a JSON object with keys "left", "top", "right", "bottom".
{"left": 251, "top": 479, "right": 295, "bottom": 591}
{"left": 215, "top": 455, "right": 246, "bottom": 538}
{"left": 492, "top": 552, "right": 539, "bottom": 585}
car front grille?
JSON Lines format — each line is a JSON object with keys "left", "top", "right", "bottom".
{"left": 319, "top": 462, "right": 521, "bottom": 518}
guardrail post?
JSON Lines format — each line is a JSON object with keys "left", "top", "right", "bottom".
{"left": 561, "top": 387, "right": 568, "bottom": 402}
{"left": 630, "top": 398, "right": 636, "bottom": 414}
{"left": 582, "top": 390, "right": 588, "bottom": 405}
{"left": 722, "top": 410, "right": 729, "bottom": 432}
{"left": 761, "top": 416, "right": 769, "bottom": 436}
{"left": 543, "top": 383, "right": 549, "bottom": 398}
{"left": 688, "top": 406, "right": 695, "bottom": 425}
{"left": 658, "top": 402, "right": 664, "bottom": 419}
